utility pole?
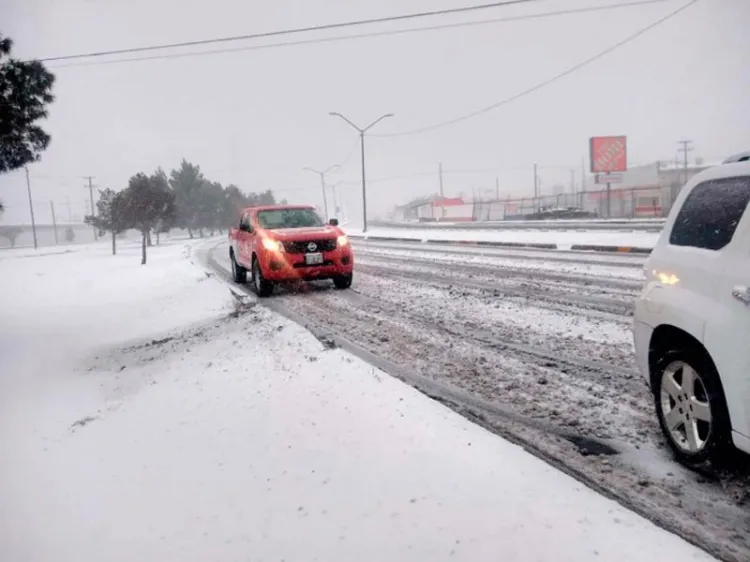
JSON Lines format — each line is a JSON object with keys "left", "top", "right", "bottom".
{"left": 438, "top": 162, "right": 445, "bottom": 220}
{"left": 24, "top": 166, "right": 38, "bottom": 249}
{"left": 580, "top": 157, "right": 587, "bottom": 209}
{"left": 581, "top": 157, "right": 587, "bottom": 191}
{"left": 533, "top": 163, "right": 539, "bottom": 212}
{"left": 677, "top": 140, "right": 693, "bottom": 186}
{"left": 64, "top": 197, "right": 73, "bottom": 223}
{"left": 336, "top": 185, "right": 346, "bottom": 222}
{"left": 495, "top": 177, "right": 500, "bottom": 201}
{"left": 329, "top": 111, "right": 394, "bottom": 233}
{"left": 50, "top": 201, "right": 59, "bottom": 244}
{"left": 84, "top": 176, "right": 97, "bottom": 240}
{"left": 569, "top": 169, "right": 575, "bottom": 195}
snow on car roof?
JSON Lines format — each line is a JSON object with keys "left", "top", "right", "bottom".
{"left": 723, "top": 151, "right": 750, "bottom": 164}
{"left": 684, "top": 158, "right": 750, "bottom": 185}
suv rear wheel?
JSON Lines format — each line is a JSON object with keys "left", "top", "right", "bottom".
{"left": 653, "top": 349, "right": 731, "bottom": 464}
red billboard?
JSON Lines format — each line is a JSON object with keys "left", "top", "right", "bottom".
{"left": 589, "top": 136, "right": 627, "bottom": 173}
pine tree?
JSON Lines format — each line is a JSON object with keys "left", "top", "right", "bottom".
{"left": 120, "top": 172, "right": 176, "bottom": 264}
{"left": 0, "top": 35, "right": 55, "bottom": 173}
{"left": 84, "top": 188, "right": 128, "bottom": 255}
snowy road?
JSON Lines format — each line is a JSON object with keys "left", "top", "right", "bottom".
{"left": 206, "top": 238, "right": 750, "bottom": 562}
{"left": 1, "top": 240, "right": 723, "bottom": 562}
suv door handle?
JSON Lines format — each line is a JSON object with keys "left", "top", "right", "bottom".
{"left": 732, "top": 285, "right": 750, "bottom": 305}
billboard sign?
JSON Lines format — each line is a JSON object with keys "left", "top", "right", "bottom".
{"left": 590, "top": 136, "right": 627, "bottom": 173}
{"left": 595, "top": 173, "right": 624, "bottom": 184}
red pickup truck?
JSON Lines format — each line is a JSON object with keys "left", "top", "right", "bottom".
{"left": 228, "top": 205, "right": 354, "bottom": 297}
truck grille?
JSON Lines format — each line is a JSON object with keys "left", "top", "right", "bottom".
{"left": 283, "top": 239, "right": 337, "bottom": 254}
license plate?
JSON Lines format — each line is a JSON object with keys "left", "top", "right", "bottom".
{"left": 305, "top": 252, "right": 323, "bottom": 265}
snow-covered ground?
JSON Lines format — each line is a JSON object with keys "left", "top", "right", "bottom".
{"left": 350, "top": 227, "right": 660, "bottom": 249}
{"left": 0, "top": 240, "right": 714, "bottom": 561}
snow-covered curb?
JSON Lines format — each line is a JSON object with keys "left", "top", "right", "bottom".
{"left": 0, "top": 240, "right": 712, "bottom": 562}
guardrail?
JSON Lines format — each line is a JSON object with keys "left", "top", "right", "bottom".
{"left": 369, "top": 219, "right": 666, "bottom": 232}
{"left": 350, "top": 234, "right": 653, "bottom": 254}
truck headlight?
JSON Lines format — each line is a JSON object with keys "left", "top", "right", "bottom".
{"left": 337, "top": 235, "right": 349, "bottom": 247}
{"left": 262, "top": 238, "right": 284, "bottom": 253}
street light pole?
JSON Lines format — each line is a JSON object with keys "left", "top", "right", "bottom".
{"left": 303, "top": 164, "right": 339, "bottom": 221}
{"left": 329, "top": 112, "right": 394, "bottom": 233}
{"left": 359, "top": 131, "right": 367, "bottom": 231}
{"left": 24, "top": 166, "right": 38, "bottom": 249}
{"left": 330, "top": 182, "right": 340, "bottom": 218}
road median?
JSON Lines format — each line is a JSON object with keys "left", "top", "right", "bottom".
{"left": 350, "top": 233, "right": 653, "bottom": 254}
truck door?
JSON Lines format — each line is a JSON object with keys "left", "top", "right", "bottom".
{"left": 238, "top": 212, "right": 255, "bottom": 267}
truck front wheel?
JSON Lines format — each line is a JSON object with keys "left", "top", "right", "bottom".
{"left": 252, "top": 258, "right": 274, "bottom": 297}
{"left": 333, "top": 273, "right": 353, "bottom": 290}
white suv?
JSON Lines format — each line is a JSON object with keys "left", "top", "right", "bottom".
{"left": 634, "top": 152, "right": 750, "bottom": 464}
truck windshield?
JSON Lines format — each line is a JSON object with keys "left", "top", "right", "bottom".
{"left": 257, "top": 209, "right": 324, "bottom": 229}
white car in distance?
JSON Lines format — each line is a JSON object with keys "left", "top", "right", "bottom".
{"left": 634, "top": 151, "right": 750, "bottom": 465}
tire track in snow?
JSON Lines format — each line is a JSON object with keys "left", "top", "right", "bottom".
{"left": 355, "top": 262, "right": 634, "bottom": 318}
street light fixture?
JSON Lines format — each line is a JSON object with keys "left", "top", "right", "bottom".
{"left": 329, "top": 112, "right": 394, "bottom": 233}
{"left": 303, "top": 164, "right": 339, "bottom": 221}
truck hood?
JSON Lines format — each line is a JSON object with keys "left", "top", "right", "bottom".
{"left": 264, "top": 226, "right": 338, "bottom": 240}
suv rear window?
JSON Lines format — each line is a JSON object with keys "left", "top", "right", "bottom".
{"left": 669, "top": 176, "right": 750, "bottom": 250}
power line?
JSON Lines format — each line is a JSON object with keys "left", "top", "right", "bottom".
{"left": 38, "top": 0, "right": 544, "bottom": 63}
{"left": 335, "top": 137, "right": 361, "bottom": 171}
{"left": 47, "top": 0, "right": 668, "bottom": 68}
{"left": 374, "top": 0, "right": 700, "bottom": 137}
{"left": 334, "top": 164, "right": 578, "bottom": 185}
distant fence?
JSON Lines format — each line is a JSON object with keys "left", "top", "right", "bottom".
{"left": 370, "top": 218, "right": 665, "bottom": 232}
{"left": 478, "top": 184, "right": 677, "bottom": 220}
{"left": 395, "top": 183, "right": 683, "bottom": 223}
{"left": 0, "top": 225, "right": 207, "bottom": 250}
{"left": 0, "top": 223, "right": 96, "bottom": 249}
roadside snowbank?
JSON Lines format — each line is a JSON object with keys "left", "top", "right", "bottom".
{"left": 0, "top": 241, "right": 712, "bottom": 562}
{"left": 350, "top": 226, "right": 660, "bottom": 249}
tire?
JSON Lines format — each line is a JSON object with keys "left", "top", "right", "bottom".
{"left": 252, "top": 258, "right": 274, "bottom": 298}
{"left": 652, "top": 348, "right": 732, "bottom": 465}
{"left": 230, "top": 251, "right": 247, "bottom": 284}
{"left": 333, "top": 273, "right": 353, "bottom": 290}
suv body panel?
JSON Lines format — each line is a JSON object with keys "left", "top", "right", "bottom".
{"left": 634, "top": 161, "right": 750, "bottom": 454}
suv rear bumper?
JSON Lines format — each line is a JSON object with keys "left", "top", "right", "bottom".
{"left": 633, "top": 320, "right": 653, "bottom": 386}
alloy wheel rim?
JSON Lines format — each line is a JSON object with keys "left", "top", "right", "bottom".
{"left": 660, "top": 360, "right": 713, "bottom": 454}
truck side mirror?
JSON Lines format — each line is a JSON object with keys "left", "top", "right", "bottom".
{"left": 239, "top": 223, "right": 251, "bottom": 232}
{"left": 329, "top": 218, "right": 339, "bottom": 226}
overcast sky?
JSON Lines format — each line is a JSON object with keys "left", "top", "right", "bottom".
{"left": 1, "top": 0, "right": 748, "bottom": 224}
